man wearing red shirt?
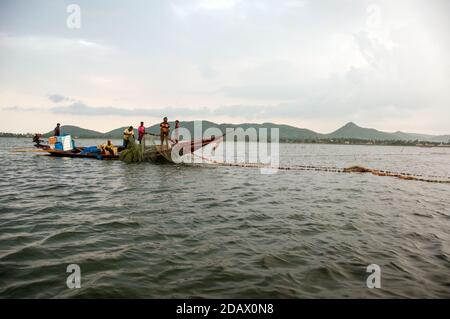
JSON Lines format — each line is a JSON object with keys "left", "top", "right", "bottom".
{"left": 138, "top": 121, "right": 145, "bottom": 144}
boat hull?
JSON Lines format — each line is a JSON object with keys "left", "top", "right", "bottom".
{"left": 35, "top": 135, "right": 220, "bottom": 163}
{"left": 47, "top": 150, "right": 118, "bottom": 160}
{"left": 39, "top": 147, "right": 119, "bottom": 160}
{"left": 142, "top": 137, "right": 218, "bottom": 163}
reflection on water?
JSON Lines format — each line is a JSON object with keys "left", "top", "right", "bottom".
{"left": 0, "top": 138, "right": 449, "bottom": 298}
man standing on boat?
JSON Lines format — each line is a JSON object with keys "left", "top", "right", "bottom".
{"left": 174, "top": 120, "right": 180, "bottom": 143}
{"left": 123, "top": 126, "right": 134, "bottom": 148}
{"left": 138, "top": 122, "right": 145, "bottom": 144}
{"left": 160, "top": 117, "right": 170, "bottom": 149}
{"left": 33, "top": 133, "right": 43, "bottom": 147}
{"left": 54, "top": 123, "right": 61, "bottom": 136}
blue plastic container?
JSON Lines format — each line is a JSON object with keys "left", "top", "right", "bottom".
{"left": 54, "top": 142, "right": 63, "bottom": 150}
{"left": 79, "top": 146, "right": 100, "bottom": 155}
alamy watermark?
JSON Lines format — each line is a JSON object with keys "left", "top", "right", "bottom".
{"left": 169, "top": 121, "right": 280, "bottom": 174}
{"left": 66, "top": 264, "right": 81, "bottom": 289}
{"left": 66, "top": 4, "right": 81, "bottom": 29}
{"left": 366, "top": 264, "right": 381, "bottom": 289}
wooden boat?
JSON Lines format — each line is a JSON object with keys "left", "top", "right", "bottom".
{"left": 35, "top": 144, "right": 122, "bottom": 160}
{"left": 34, "top": 135, "right": 221, "bottom": 163}
{"left": 143, "top": 137, "right": 218, "bottom": 163}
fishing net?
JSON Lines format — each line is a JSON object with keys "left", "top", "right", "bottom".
{"left": 192, "top": 153, "right": 450, "bottom": 183}
{"left": 116, "top": 135, "right": 449, "bottom": 182}
{"left": 119, "top": 135, "right": 169, "bottom": 163}
{"left": 118, "top": 138, "right": 144, "bottom": 163}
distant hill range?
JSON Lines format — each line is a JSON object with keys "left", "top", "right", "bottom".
{"left": 43, "top": 125, "right": 105, "bottom": 138}
{"left": 43, "top": 121, "right": 450, "bottom": 143}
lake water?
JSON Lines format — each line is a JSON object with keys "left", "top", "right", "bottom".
{"left": 0, "top": 137, "right": 449, "bottom": 298}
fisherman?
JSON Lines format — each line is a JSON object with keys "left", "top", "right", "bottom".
{"left": 54, "top": 123, "right": 61, "bottom": 136}
{"left": 123, "top": 126, "right": 134, "bottom": 148}
{"left": 32, "top": 133, "right": 43, "bottom": 146}
{"left": 160, "top": 117, "right": 170, "bottom": 148}
{"left": 138, "top": 121, "right": 145, "bottom": 144}
{"left": 100, "top": 140, "right": 115, "bottom": 155}
{"left": 174, "top": 120, "right": 180, "bottom": 143}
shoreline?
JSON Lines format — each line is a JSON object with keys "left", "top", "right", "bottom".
{"left": 2, "top": 136, "right": 449, "bottom": 148}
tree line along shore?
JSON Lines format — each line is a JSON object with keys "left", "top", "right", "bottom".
{"left": 2, "top": 132, "right": 449, "bottom": 147}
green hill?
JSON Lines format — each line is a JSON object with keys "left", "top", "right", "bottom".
{"left": 40, "top": 121, "right": 450, "bottom": 143}
{"left": 326, "top": 122, "right": 450, "bottom": 142}
{"left": 43, "top": 125, "right": 104, "bottom": 138}
{"left": 101, "top": 120, "right": 317, "bottom": 140}
{"left": 104, "top": 126, "right": 139, "bottom": 138}
{"left": 326, "top": 122, "right": 394, "bottom": 140}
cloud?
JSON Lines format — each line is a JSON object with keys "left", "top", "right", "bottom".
{"left": 49, "top": 102, "right": 283, "bottom": 119}
{"left": 2, "top": 106, "right": 37, "bottom": 112}
{"left": 170, "top": 0, "right": 307, "bottom": 19}
{"left": 0, "top": 91, "right": 427, "bottom": 121}
{"left": 47, "top": 94, "right": 74, "bottom": 103}
{"left": 1, "top": 1, "right": 449, "bottom": 134}
{"left": 50, "top": 102, "right": 298, "bottom": 119}
{"left": 0, "top": 33, "right": 112, "bottom": 54}
{"left": 170, "top": 0, "right": 239, "bottom": 18}
{"left": 221, "top": 85, "right": 304, "bottom": 101}
{"left": 50, "top": 102, "right": 211, "bottom": 118}
{"left": 2, "top": 101, "right": 276, "bottom": 119}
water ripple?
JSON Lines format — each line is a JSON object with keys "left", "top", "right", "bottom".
{"left": 0, "top": 138, "right": 449, "bottom": 298}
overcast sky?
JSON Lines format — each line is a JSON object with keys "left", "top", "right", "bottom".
{"left": 1, "top": 0, "right": 449, "bottom": 134}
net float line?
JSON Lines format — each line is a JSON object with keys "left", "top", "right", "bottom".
{"left": 192, "top": 154, "right": 450, "bottom": 184}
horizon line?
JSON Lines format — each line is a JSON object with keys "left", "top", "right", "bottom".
{"left": 1, "top": 120, "right": 449, "bottom": 137}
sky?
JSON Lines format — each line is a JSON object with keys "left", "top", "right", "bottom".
{"left": 0, "top": 0, "right": 449, "bottom": 134}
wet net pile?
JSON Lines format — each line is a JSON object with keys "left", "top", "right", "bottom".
{"left": 118, "top": 135, "right": 166, "bottom": 163}
{"left": 118, "top": 138, "right": 144, "bottom": 163}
